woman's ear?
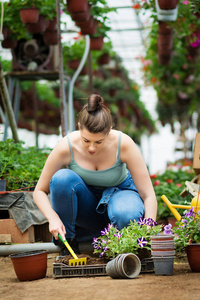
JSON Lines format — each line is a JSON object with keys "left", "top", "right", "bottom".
{"left": 78, "top": 122, "right": 80, "bottom": 129}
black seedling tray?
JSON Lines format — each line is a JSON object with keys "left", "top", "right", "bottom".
{"left": 53, "top": 263, "right": 107, "bottom": 278}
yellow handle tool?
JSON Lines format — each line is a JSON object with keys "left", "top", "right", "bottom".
{"left": 58, "top": 234, "right": 87, "bottom": 266}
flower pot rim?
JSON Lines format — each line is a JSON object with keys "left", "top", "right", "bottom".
{"left": 9, "top": 250, "right": 48, "bottom": 259}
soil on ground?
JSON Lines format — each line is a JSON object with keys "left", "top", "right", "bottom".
{"left": 0, "top": 252, "right": 199, "bottom": 300}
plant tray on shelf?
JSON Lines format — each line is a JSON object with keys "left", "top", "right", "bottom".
{"left": 53, "top": 263, "right": 107, "bottom": 278}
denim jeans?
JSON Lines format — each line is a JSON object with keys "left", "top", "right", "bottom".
{"left": 50, "top": 169, "right": 144, "bottom": 242}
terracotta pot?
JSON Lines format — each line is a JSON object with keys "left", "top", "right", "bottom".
{"left": 71, "top": 4, "right": 91, "bottom": 22}
{"left": 81, "top": 18, "right": 98, "bottom": 36}
{"left": 9, "top": 250, "right": 48, "bottom": 281}
{"left": 43, "top": 30, "right": 58, "bottom": 45}
{"left": 158, "top": 0, "right": 178, "bottom": 9}
{"left": 158, "top": 21, "right": 173, "bottom": 34}
{"left": 67, "top": 0, "right": 88, "bottom": 13}
{"left": 20, "top": 8, "right": 40, "bottom": 24}
{"left": 76, "top": 15, "right": 94, "bottom": 28}
{"left": 46, "top": 17, "right": 57, "bottom": 31}
{"left": 186, "top": 244, "right": 200, "bottom": 272}
{"left": 68, "top": 59, "right": 80, "bottom": 70}
{"left": 1, "top": 38, "right": 17, "bottom": 49}
{"left": 2, "top": 25, "right": 12, "bottom": 39}
{"left": 158, "top": 54, "right": 172, "bottom": 65}
{"left": 98, "top": 53, "right": 110, "bottom": 65}
{"left": 157, "top": 33, "right": 173, "bottom": 48}
{"left": 90, "top": 36, "right": 104, "bottom": 50}
{"left": 26, "top": 14, "right": 49, "bottom": 34}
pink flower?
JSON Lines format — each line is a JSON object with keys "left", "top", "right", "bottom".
{"left": 153, "top": 180, "right": 160, "bottom": 186}
{"left": 183, "top": 0, "right": 189, "bottom": 4}
{"left": 173, "top": 73, "right": 180, "bottom": 80}
{"left": 176, "top": 183, "right": 182, "bottom": 187}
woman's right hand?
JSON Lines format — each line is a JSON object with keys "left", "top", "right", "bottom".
{"left": 48, "top": 214, "right": 66, "bottom": 242}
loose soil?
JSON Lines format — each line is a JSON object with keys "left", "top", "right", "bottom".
{"left": 0, "top": 252, "right": 199, "bottom": 300}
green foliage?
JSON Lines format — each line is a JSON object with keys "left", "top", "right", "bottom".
{"left": 167, "top": 209, "right": 200, "bottom": 252}
{"left": 151, "top": 163, "right": 196, "bottom": 220}
{"left": 0, "top": 139, "right": 51, "bottom": 190}
{"left": 93, "top": 220, "right": 163, "bottom": 259}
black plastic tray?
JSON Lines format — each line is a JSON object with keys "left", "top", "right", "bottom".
{"left": 53, "top": 263, "right": 107, "bottom": 278}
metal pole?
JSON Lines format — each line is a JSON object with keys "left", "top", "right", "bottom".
{"left": 0, "top": 65, "right": 19, "bottom": 143}
{"left": 56, "top": 0, "right": 68, "bottom": 136}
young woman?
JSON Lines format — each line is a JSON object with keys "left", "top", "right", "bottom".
{"left": 33, "top": 94, "right": 157, "bottom": 255}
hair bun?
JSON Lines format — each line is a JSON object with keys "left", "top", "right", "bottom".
{"left": 87, "top": 94, "right": 104, "bottom": 112}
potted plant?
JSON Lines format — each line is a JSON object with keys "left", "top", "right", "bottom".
{"left": 62, "top": 38, "right": 87, "bottom": 71}
{"left": 165, "top": 207, "right": 200, "bottom": 272}
{"left": 92, "top": 218, "right": 163, "bottom": 260}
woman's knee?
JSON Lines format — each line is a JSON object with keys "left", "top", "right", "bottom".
{"left": 107, "top": 191, "right": 144, "bottom": 230}
{"left": 50, "top": 169, "right": 81, "bottom": 189}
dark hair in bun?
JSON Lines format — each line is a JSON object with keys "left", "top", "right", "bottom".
{"left": 77, "top": 94, "right": 113, "bottom": 134}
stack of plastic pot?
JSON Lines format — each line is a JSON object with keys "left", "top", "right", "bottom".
{"left": 106, "top": 253, "right": 141, "bottom": 279}
{"left": 150, "top": 234, "right": 175, "bottom": 276}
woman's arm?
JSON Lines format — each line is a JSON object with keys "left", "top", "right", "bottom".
{"left": 33, "top": 136, "right": 70, "bottom": 241}
{"left": 120, "top": 133, "right": 157, "bottom": 221}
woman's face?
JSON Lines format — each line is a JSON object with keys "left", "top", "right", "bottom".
{"left": 80, "top": 127, "right": 109, "bottom": 155}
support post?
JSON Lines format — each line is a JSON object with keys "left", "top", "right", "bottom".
{"left": 0, "top": 64, "right": 19, "bottom": 143}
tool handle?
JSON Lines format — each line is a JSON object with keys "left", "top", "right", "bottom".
{"left": 58, "top": 234, "right": 78, "bottom": 259}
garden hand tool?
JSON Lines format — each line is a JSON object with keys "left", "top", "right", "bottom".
{"left": 58, "top": 234, "right": 87, "bottom": 266}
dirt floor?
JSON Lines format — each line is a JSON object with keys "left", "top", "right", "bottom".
{"left": 0, "top": 252, "right": 200, "bottom": 300}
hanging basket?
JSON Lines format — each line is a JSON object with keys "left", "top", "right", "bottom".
{"left": 67, "top": 0, "right": 88, "bottom": 13}
{"left": 81, "top": 18, "right": 97, "bottom": 36}
{"left": 158, "top": 0, "right": 178, "bottom": 9}
{"left": 20, "top": 8, "right": 40, "bottom": 24}
{"left": 90, "top": 36, "right": 104, "bottom": 51}
{"left": 70, "top": 4, "right": 91, "bottom": 22}
{"left": 26, "top": 15, "right": 49, "bottom": 34}
{"left": 46, "top": 17, "right": 57, "bottom": 31}
{"left": 43, "top": 30, "right": 58, "bottom": 45}
{"left": 1, "top": 38, "right": 17, "bottom": 49}
{"left": 98, "top": 53, "right": 110, "bottom": 65}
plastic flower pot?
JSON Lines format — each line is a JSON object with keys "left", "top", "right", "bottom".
{"left": 151, "top": 234, "right": 174, "bottom": 242}
{"left": 152, "top": 255, "right": 174, "bottom": 276}
{"left": 151, "top": 250, "right": 175, "bottom": 256}
{"left": 106, "top": 253, "right": 141, "bottom": 279}
{"left": 9, "top": 250, "right": 48, "bottom": 281}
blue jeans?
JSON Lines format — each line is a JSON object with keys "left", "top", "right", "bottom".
{"left": 50, "top": 169, "right": 144, "bottom": 242}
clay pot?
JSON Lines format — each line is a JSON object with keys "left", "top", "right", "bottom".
{"left": 71, "top": 4, "right": 91, "bottom": 22}
{"left": 81, "top": 18, "right": 98, "bottom": 36}
{"left": 46, "top": 17, "right": 57, "bottom": 31}
{"left": 98, "top": 53, "right": 110, "bottom": 65}
{"left": 158, "top": 0, "right": 178, "bottom": 9}
{"left": 19, "top": 8, "right": 40, "bottom": 24}
{"left": 43, "top": 30, "right": 58, "bottom": 45}
{"left": 67, "top": 0, "right": 88, "bottom": 13}
{"left": 90, "top": 36, "right": 104, "bottom": 50}
{"left": 2, "top": 25, "right": 12, "bottom": 39}
{"left": 1, "top": 38, "right": 17, "bottom": 49}
{"left": 9, "top": 250, "right": 48, "bottom": 281}
{"left": 186, "top": 244, "right": 200, "bottom": 272}
{"left": 26, "top": 14, "right": 49, "bottom": 34}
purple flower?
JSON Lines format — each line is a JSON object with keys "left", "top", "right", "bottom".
{"left": 185, "top": 207, "right": 195, "bottom": 218}
{"left": 146, "top": 218, "right": 157, "bottom": 227}
{"left": 101, "top": 227, "right": 109, "bottom": 236}
{"left": 137, "top": 217, "right": 146, "bottom": 226}
{"left": 99, "top": 246, "right": 108, "bottom": 257}
{"left": 92, "top": 238, "right": 101, "bottom": 250}
{"left": 114, "top": 232, "right": 122, "bottom": 239}
{"left": 164, "top": 223, "right": 173, "bottom": 235}
{"left": 137, "top": 237, "right": 148, "bottom": 248}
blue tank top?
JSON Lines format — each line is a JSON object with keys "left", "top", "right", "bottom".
{"left": 67, "top": 132, "right": 128, "bottom": 187}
